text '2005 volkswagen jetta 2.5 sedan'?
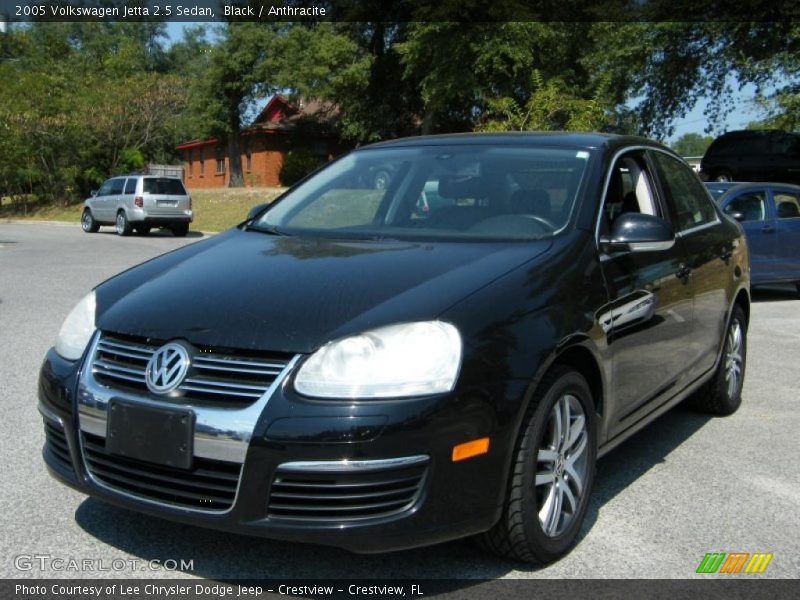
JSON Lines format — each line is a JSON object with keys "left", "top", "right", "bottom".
{"left": 39, "top": 133, "right": 749, "bottom": 563}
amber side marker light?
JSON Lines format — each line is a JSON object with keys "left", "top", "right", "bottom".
{"left": 452, "top": 437, "right": 490, "bottom": 462}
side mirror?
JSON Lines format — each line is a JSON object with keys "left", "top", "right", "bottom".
{"left": 90, "top": 190, "right": 98, "bottom": 197}
{"left": 727, "top": 210, "right": 745, "bottom": 222}
{"left": 247, "top": 203, "right": 269, "bottom": 221}
{"left": 600, "top": 213, "right": 675, "bottom": 253}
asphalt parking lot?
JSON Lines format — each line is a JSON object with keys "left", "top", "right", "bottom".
{"left": 1, "top": 222, "right": 798, "bottom": 580}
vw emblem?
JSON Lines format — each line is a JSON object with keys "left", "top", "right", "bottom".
{"left": 145, "top": 342, "right": 190, "bottom": 394}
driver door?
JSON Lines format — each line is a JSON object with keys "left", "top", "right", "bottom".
{"left": 598, "top": 151, "right": 694, "bottom": 435}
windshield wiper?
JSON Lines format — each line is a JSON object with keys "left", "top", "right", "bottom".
{"left": 243, "top": 223, "right": 290, "bottom": 236}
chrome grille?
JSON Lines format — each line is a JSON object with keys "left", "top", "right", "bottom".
{"left": 268, "top": 457, "right": 429, "bottom": 522}
{"left": 43, "top": 420, "right": 73, "bottom": 474}
{"left": 82, "top": 432, "right": 241, "bottom": 511}
{"left": 91, "top": 334, "right": 291, "bottom": 405}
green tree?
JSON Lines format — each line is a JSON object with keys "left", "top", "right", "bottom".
{"left": 671, "top": 132, "right": 714, "bottom": 157}
{"left": 190, "top": 23, "right": 286, "bottom": 187}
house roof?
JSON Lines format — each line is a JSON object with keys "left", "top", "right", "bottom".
{"left": 176, "top": 95, "right": 339, "bottom": 150}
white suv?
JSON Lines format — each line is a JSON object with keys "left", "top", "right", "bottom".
{"left": 81, "top": 175, "right": 193, "bottom": 237}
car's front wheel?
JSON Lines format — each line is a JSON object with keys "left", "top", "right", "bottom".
{"left": 115, "top": 211, "right": 132, "bottom": 236}
{"left": 477, "top": 366, "right": 597, "bottom": 563}
{"left": 81, "top": 209, "right": 99, "bottom": 233}
{"left": 690, "top": 305, "right": 747, "bottom": 415}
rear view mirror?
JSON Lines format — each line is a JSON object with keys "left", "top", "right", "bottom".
{"left": 247, "top": 203, "right": 269, "bottom": 221}
{"left": 727, "top": 211, "right": 745, "bottom": 222}
{"left": 90, "top": 190, "right": 98, "bottom": 197}
{"left": 600, "top": 213, "right": 675, "bottom": 253}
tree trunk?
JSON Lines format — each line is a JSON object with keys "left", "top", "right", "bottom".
{"left": 227, "top": 107, "right": 245, "bottom": 188}
{"left": 421, "top": 104, "right": 436, "bottom": 135}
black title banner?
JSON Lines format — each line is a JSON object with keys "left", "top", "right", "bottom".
{"left": 1, "top": 0, "right": 800, "bottom": 23}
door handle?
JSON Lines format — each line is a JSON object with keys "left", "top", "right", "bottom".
{"left": 762, "top": 225, "right": 776, "bottom": 233}
{"left": 720, "top": 247, "right": 732, "bottom": 263}
{"left": 676, "top": 264, "right": 692, "bottom": 284}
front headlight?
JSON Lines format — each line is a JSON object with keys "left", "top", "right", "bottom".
{"left": 55, "top": 291, "right": 96, "bottom": 360}
{"left": 294, "top": 321, "right": 462, "bottom": 399}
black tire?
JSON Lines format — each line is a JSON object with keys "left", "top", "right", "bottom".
{"left": 713, "top": 170, "right": 734, "bottom": 183}
{"left": 476, "top": 366, "right": 597, "bottom": 564}
{"left": 81, "top": 209, "right": 99, "bottom": 233}
{"left": 115, "top": 211, "right": 132, "bottom": 236}
{"left": 690, "top": 305, "right": 747, "bottom": 416}
{"left": 134, "top": 225, "right": 151, "bottom": 236}
{"left": 171, "top": 223, "right": 189, "bottom": 237}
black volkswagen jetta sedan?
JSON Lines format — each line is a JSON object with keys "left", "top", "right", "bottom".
{"left": 39, "top": 133, "right": 749, "bottom": 563}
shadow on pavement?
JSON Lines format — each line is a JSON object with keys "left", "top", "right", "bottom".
{"left": 95, "top": 229, "right": 205, "bottom": 239}
{"left": 74, "top": 402, "right": 713, "bottom": 581}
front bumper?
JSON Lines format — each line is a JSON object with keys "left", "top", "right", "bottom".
{"left": 39, "top": 346, "right": 520, "bottom": 553}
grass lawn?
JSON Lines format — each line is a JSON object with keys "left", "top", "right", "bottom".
{"left": 0, "top": 187, "right": 286, "bottom": 232}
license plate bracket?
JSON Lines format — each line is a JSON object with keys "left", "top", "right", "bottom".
{"left": 106, "top": 400, "right": 194, "bottom": 470}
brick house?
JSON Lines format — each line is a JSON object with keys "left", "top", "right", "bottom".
{"left": 177, "top": 95, "right": 348, "bottom": 189}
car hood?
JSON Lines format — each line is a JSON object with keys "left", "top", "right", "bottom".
{"left": 96, "top": 229, "right": 551, "bottom": 353}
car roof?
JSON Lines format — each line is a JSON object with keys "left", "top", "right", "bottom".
{"left": 712, "top": 181, "right": 800, "bottom": 199}
{"left": 361, "top": 132, "right": 675, "bottom": 154}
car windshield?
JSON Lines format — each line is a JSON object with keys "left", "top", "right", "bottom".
{"left": 143, "top": 178, "right": 187, "bottom": 195}
{"left": 256, "top": 144, "right": 591, "bottom": 241}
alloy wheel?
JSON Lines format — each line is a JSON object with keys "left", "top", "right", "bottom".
{"left": 116, "top": 213, "right": 126, "bottom": 235}
{"left": 535, "top": 394, "right": 589, "bottom": 538}
{"left": 725, "top": 319, "right": 744, "bottom": 400}
{"left": 81, "top": 212, "right": 92, "bottom": 231}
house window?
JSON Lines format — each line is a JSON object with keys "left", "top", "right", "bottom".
{"left": 246, "top": 151, "right": 252, "bottom": 172}
{"left": 215, "top": 147, "right": 225, "bottom": 175}
{"left": 199, "top": 149, "right": 205, "bottom": 177}
{"left": 187, "top": 151, "right": 193, "bottom": 177}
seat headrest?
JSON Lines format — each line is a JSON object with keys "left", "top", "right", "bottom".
{"left": 438, "top": 175, "right": 487, "bottom": 199}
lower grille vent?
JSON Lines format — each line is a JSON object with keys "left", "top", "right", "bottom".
{"left": 81, "top": 433, "right": 241, "bottom": 511}
{"left": 268, "top": 457, "right": 429, "bottom": 522}
{"left": 44, "top": 420, "right": 73, "bottom": 473}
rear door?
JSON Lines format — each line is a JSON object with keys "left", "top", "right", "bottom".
{"left": 122, "top": 177, "right": 138, "bottom": 212}
{"left": 771, "top": 188, "right": 800, "bottom": 282}
{"left": 142, "top": 177, "right": 190, "bottom": 217}
{"left": 650, "top": 150, "right": 730, "bottom": 381}
{"left": 598, "top": 150, "right": 695, "bottom": 433}
{"left": 105, "top": 178, "right": 126, "bottom": 219}
{"left": 720, "top": 188, "right": 774, "bottom": 283}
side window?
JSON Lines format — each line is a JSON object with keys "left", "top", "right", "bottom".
{"left": 600, "top": 152, "right": 660, "bottom": 235}
{"left": 724, "top": 191, "right": 766, "bottom": 222}
{"left": 108, "top": 178, "right": 125, "bottom": 195}
{"left": 124, "top": 178, "right": 137, "bottom": 195}
{"left": 774, "top": 192, "right": 800, "bottom": 220}
{"left": 771, "top": 134, "right": 800, "bottom": 156}
{"left": 96, "top": 180, "right": 113, "bottom": 197}
{"left": 651, "top": 152, "right": 717, "bottom": 231}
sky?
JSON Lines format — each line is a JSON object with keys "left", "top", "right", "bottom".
{"left": 163, "top": 22, "right": 769, "bottom": 144}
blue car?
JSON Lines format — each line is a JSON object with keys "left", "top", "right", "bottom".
{"left": 707, "top": 182, "right": 800, "bottom": 291}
